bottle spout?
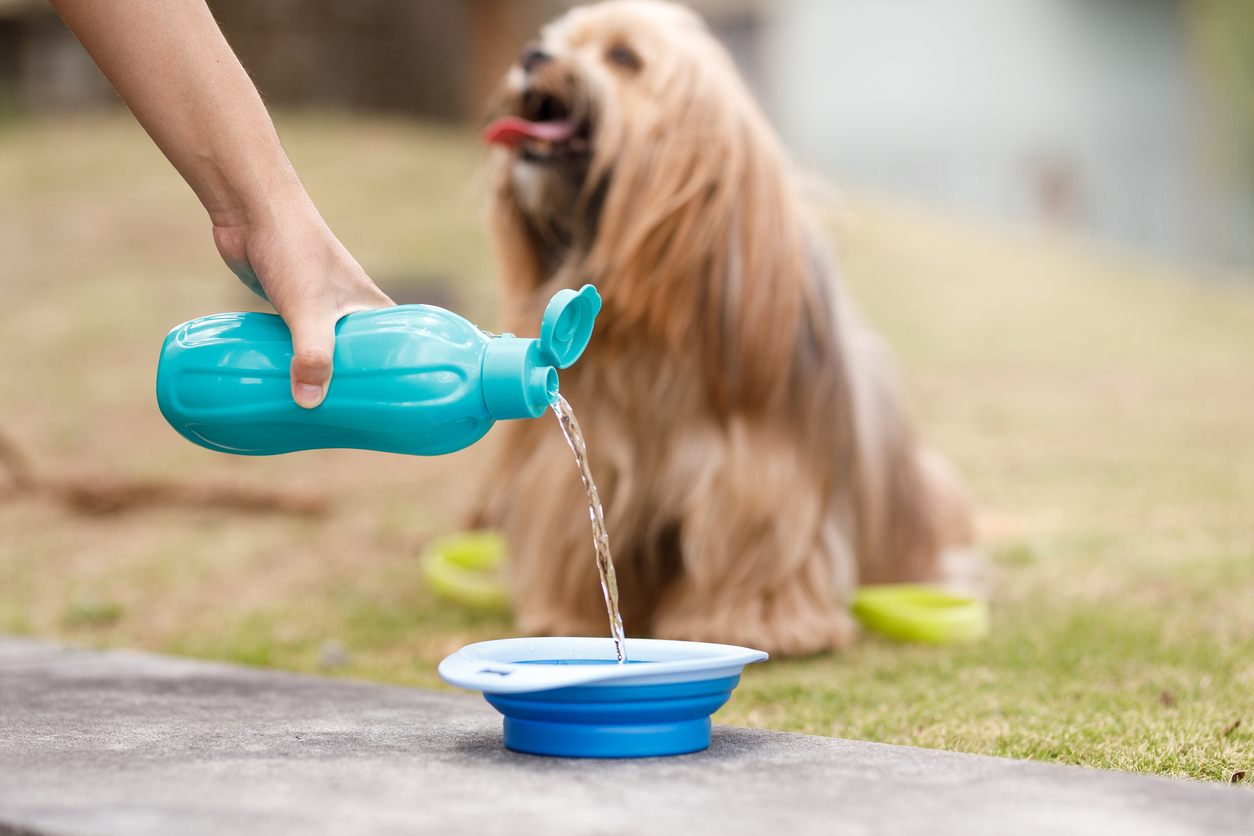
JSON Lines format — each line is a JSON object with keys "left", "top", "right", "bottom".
{"left": 481, "top": 285, "right": 601, "bottom": 420}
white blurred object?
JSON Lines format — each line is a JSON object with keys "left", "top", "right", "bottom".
{"left": 733, "top": 0, "right": 1254, "bottom": 269}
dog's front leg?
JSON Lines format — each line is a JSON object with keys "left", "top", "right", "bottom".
{"left": 650, "top": 420, "right": 858, "bottom": 657}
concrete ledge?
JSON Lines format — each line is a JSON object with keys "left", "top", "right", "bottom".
{"left": 1, "top": 636, "right": 1250, "bottom": 835}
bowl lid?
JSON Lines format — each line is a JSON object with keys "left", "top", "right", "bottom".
{"left": 438, "top": 637, "right": 768, "bottom": 695}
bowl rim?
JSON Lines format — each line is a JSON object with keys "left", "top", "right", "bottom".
{"left": 438, "top": 636, "right": 768, "bottom": 695}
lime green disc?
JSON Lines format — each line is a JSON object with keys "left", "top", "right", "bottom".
{"left": 852, "top": 584, "right": 988, "bottom": 644}
{"left": 420, "top": 531, "right": 510, "bottom": 611}
{"left": 430, "top": 530, "right": 505, "bottom": 572}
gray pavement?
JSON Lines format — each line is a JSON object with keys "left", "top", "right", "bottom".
{"left": 0, "top": 636, "right": 1251, "bottom": 836}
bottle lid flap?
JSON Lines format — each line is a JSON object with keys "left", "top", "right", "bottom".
{"left": 538, "top": 284, "right": 602, "bottom": 369}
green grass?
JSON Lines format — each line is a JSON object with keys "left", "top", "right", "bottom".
{"left": 0, "top": 111, "right": 1251, "bottom": 784}
{"left": 726, "top": 587, "right": 1254, "bottom": 782}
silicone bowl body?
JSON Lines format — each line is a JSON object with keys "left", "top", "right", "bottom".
{"left": 439, "top": 637, "right": 768, "bottom": 758}
{"left": 852, "top": 584, "right": 989, "bottom": 644}
{"left": 419, "top": 531, "right": 509, "bottom": 611}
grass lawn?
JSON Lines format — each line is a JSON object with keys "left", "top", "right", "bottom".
{"left": 0, "top": 111, "right": 1251, "bottom": 784}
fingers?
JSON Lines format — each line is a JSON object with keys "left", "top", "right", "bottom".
{"left": 213, "top": 212, "right": 393, "bottom": 410}
{"left": 286, "top": 313, "right": 336, "bottom": 408}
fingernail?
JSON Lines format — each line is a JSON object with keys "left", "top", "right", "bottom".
{"left": 294, "top": 382, "right": 324, "bottom": 408}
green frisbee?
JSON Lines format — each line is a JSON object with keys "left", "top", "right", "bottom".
{"left": 852, "top": 584, "right": 988, "bottom": 644}
{"left": 420, "top": 531, "right": 510, "bottom": 611}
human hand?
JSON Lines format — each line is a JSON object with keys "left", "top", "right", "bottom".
{"left": 47, "top": 0, "right": 393, "bottom": 409}
{"left": 213, "top": 196, "right": 394, "bottom": 408}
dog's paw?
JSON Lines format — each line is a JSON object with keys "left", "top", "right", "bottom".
{"left": 653, "top": 605, "right": 857, "bottom": 658}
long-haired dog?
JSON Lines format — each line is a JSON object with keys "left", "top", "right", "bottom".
{"left": 473, "top": 0, "right": 973, "bottom": 656}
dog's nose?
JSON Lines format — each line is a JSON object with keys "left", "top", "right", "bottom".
{"left": 521, "top": 44, "right": 551, "bottom": 74}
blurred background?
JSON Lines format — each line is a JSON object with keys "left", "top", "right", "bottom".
{"left": 3, "top": 0, "right": 1252, "bottom": 268}
{"left": 0, "top": 0, "right": 1252, "bottom": 780}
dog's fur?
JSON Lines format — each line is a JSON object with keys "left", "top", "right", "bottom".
{"left": 473, "top": 0, "right": 973, "bottom": 656}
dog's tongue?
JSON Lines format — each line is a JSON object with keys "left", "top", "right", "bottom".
{"left": 483, "top": 116, "right": 578, "bottom": 148}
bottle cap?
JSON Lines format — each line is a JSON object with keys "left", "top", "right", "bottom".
{"left": 538, "top": 285, "right": 602, "bottom": 369}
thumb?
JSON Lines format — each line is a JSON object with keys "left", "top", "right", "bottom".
{"left": 286, "top": 311, "right": 336, "bottom": 409}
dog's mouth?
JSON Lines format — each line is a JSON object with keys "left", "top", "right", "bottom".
{"left": 483, "top": 89, "right": 591, "bottom": 164}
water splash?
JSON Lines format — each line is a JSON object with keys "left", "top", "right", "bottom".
{"left": 551, "top": 394, "right": 627, "bottom": 664}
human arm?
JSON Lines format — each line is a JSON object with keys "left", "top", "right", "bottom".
{"left": 49, "top": 0, "right": 393, "bottom": 407}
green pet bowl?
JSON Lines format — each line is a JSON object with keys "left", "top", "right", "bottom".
{"left": 420, "top": 531, "right": 509, "bottom": 611}
{"left": 852, "top": 584, "right": 988, "bottom": 644}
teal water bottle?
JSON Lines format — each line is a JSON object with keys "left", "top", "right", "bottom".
{"left": 156, "top": 285, "right": 601, "bottom": 456}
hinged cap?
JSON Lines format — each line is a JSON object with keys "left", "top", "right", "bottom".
{"left": 538, "top": 285, "right": 602, "bottom": 369}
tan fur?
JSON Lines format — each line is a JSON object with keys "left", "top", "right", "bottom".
{"left": 473, "top": 0, "right": 974, "bottom": 656}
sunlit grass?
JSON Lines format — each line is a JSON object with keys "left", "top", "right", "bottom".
{"left": 0, "top": 111, "right": 1251, "bottom": 784}
{"left": 723, "top": 580, "right": 1254, "bottom": 782}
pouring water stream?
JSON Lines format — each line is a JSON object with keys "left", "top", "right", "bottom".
{"left": 551, "top": 394, "right": 627, "bottom": 664}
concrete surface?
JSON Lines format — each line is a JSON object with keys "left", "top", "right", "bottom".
{"left": 1, "top": 636, "right": 1251, "bottom": 836}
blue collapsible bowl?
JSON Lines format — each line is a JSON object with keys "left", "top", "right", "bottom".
{"left": 438, "top": 637, "right": 768, "bottom": 758}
